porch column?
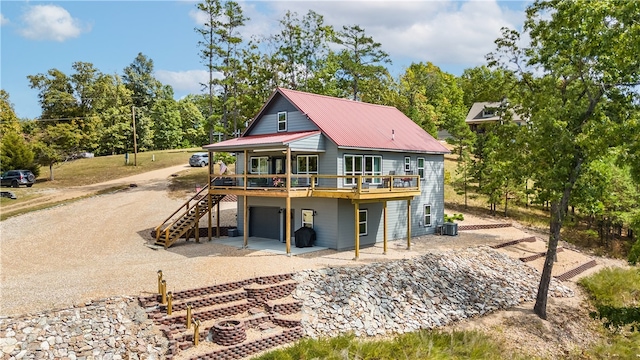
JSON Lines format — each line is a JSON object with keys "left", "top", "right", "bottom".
{"left": 208, "top": 194, "right": 212, "bottom": 241}
{"left": 243, "top": 196, "right": 248, "bottom": 248}
{"left": 406, "top": 198, "right": 411, "bottom": 250}
{"left": 216, "top": 200, "right": 220, "bottom": 238}
{"left": 285, "top": 146, "right": 292, "bottom": 255}
{"left": 243, "top": 150, "right": 248, "bottom": 190}
{"left": 354, "top": 202, "right": 360, "bottom": 260}
{"left": 383, "top": 201, "right": 387, "bottom": 255}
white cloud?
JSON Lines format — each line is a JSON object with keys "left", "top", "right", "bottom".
{"left": 155, "top": 69, "right": 223, "bottom": 93}
{"left": 1, "top": 13, "right": 9, "bottom": 26}
{"left": 19, "top": 5, "right": 87, "bottom": 42}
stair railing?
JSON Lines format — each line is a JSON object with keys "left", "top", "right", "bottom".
{"left": 155, "top": 177, "right": 219, "bottom": 242}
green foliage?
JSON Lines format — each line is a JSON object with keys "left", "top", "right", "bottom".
{"left": 254, "top": 330, "right": 512, "bottom": 360}
{"left": 0, "top": 131, "right": 38, "bottom": 176}
{"left": 628, "top": 240, "right": 640, "bottom": 266}
{"left": 444, "top": 213, "right": 465, "bottom": 223}
{"left": 579, "top": 267, "right": 640, "bottom": 332}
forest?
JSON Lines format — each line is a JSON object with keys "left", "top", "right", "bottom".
{"left": 1, "top": 0, "right": 639, "bottom": 314}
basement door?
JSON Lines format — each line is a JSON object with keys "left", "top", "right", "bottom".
{"left": 249, "top": 206, "right": 280, "bottom": 240}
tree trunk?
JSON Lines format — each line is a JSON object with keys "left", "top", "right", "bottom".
{"left": 534, "top": 157, "right": 582, "bottom": 319}
{"left": 49, "top": 163, "right": 54, "bottom": 181}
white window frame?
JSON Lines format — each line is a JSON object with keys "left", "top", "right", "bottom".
{"left": 277, "top": 111, "right": 287, "bottom": 132}
{"left": 424, "top": 205, "right": 432, "bottom": 227}
{"left": 296, "top": 155, "right": 318, "bottom": 185}
{"left": 344, "top": 154, "right": 363, "bottom": 186}
{"left": 364, "top": 155, "right": 382, "bottom": 184}
{"left": 302, "top": 209, "right": 314, "bottom": 228}
{"left": 250, "top": 156, "right": 269, "bottom": 174}
{"left": 404, "top": 156, "right": 411, "bottom": 173}
{"left": 358, "top": 209, "right": 368, "bottom": 236}
{"left": 417, "top": 157, "right": 425, "bottom": 180}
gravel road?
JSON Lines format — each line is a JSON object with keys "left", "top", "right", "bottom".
{"left": 0, "top": 165, "right": 603, "bottom": 318}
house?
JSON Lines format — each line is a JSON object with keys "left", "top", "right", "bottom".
{"left": 202, "top": 88, "right": 450, "bottom": 258}
{"left": 465, "top": 101, "right": 525, "bottom": 133}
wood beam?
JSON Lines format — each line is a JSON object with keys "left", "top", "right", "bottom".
{"left": 243, "top": 196, "right": 248, "bottom": 248}
{"left": 208, "top": 194, "right": 212, "bottom": 241}
{"left": 216, "top": 199, "right": 220, "bottom": 238}
{"left": 407, "top": 198, "right": 411, "bottom": 250}
{"left": 383, "top": 201, "right": 387, "bottom": 255}
{"left": 286, "top": 147, "right": 291, "bottom": 255}
{"left": 354, "top": 202, "right": 360, "bottom": 260}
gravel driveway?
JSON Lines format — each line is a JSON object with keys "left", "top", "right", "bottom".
{"left": 0, "top": 166, "right": 555, "bottom": 318}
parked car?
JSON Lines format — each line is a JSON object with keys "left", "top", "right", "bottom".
{"left": 189, "top": 153, "right": 209, "bottom": 167}
{"left": 0, "top": 170, "right": 36, "bottom": 188}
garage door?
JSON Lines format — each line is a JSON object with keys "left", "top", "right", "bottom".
{"left": 249, "top": 206, "right": 280, "bottom": 240}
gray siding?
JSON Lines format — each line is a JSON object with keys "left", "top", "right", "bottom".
{"left": 248, "top": 96, "right": 318, "bottom": 135}
{"left": 237, "top": 196, "right": 338, "bottom": 248}
{"left": 336, "top": 200, "right": 382, "bottom": 251}
{"left": 290, "top": 134, "right": 325, "bottom": 151}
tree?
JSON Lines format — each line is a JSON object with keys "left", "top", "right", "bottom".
{"left": 151, "top": 98, "right": 182, "bottom": 150}
{"left": 333, "top": 25, "right": 391, "bottom": 101}
{"left": 33, "top": 123, "right": 82, "bottom": 180}
{"left": 488, "top": 0, "right": 640, "bottom": 319}
{"left": 195, "top": 0, "right": 248, "bottom": 140}
{"left": 458, "top": 66, "right": 516, "bottom": 108}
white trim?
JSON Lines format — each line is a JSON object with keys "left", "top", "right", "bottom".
{"left": 424, "top": 204, "right": 432, "bottom": 227}
{"left": 359, "top": 209, "right": 368, "bottom": 236}
{"left": 404, "top": 156, "right": 411, "bottom": 173}
{"left": 277, "top": 111, "right": 287, "bottom": 132}
{"left": 417, "top": 157, "right": 425, "bottom": 179}
{"left": 302, "top": 209, "right": 314, "bottom": 229}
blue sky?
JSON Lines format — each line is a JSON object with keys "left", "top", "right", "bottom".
{"left": 1, "top": 1, "right": 529, "bottom": 120}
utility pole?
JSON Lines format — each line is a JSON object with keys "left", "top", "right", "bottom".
{"left": 132, "top": 106, "right": 138, "bottom": 166}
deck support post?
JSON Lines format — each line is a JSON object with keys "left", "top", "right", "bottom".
{"left": 208, "top": 194, "right": 212, "bottom": 241}
{"left": 383, "top": 201, "right": 387, "bottom": 255}
{"left": 407, "top": 198, "right": 411, "bottom": 250}
{"left": 216, "top": 199, "right": 220, "bottom": 238}
{"left": 195, "top": 202, "right": 200, "bottom": 243}
{"left": 285, "top": 146, "right": 292, "bottom": 255}
{"left": 243, "top": 196, "right": 248, "bottom": 248}
{"left": 354, "top": 202, "right": 360, "bottom": 260}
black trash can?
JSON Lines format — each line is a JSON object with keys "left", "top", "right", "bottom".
{"left": 294, "top": 227, "right": 316, "bottom": 248}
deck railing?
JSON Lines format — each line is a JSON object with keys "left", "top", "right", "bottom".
{"left": 209, "top": 173, "right": 420, "bottom": 194}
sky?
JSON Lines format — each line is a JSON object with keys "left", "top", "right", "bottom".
{"left": 0, "top": 0, "right": 529, "bottom": 120}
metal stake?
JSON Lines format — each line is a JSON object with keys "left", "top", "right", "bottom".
{"left": 167, "top": 292, "right": 172, "bottom": 315}
{"left": 157, "top": 270, "right": 163, "bottom": 294}
{"left": 193, "top": 319, "right": 201, "bottom": 346}
{"left": 161, "top": 280, "right": 167, "bottom": 304}
{"left": 186, "top": 303, "right": 192, "bottom": 329}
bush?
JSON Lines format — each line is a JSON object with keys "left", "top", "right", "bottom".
{"left": 628, "top": 239, "right": 640, "bottom": 266}
{"left": 445, "top": 213, "right": 464, "bottom": 223}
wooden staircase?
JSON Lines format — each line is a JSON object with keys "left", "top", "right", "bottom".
{"left": 155, "top": 179, "right": 226, "bottom": 248}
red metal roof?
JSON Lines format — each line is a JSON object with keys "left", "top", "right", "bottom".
{"left": 203, "top": 130, "right": 321, "bottom": 151}
{"left": 277, "top": 88, "right": 449, "bottom": 154}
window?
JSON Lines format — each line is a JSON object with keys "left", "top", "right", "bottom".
{"left": 297, "top": 155, "right": 318, "bottom": 185}
{"left": 482, "top": 108, "right": 496, "bottom": 117}
{"left": 404, "top": 157, "right": 411, "bottom": 173}
{"left": 344, "top": 155, "right": 363, "bottom": 185}
{"left": 345, "top": 155, "right": 382, "bottom": 185}
{"left": 358, "top": 209, "right": 368, "bottom": 236}
{"left": 277, "top": 111, "right": 287, "bottom": 132}
{"left": 364, "top": 156, "right": 382, "bottom": 184}
{"left": 417, "top": 158, "right": 425, "bottom": 179}
{"left": 424, "top": 205, "right": 432, "bottom": 227}
{"left": 302, "top": 209, "right": 314, "bottom": 228}
{"left": 250, "top": 156, "right": 268, "bottom": 174}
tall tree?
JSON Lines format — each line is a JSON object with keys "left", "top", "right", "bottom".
{"left": 195, "top": 0, "right": 248, "bottom": 140}
{"left": 488, "top": 0, "right": 640, "bottom": 319}
{"left": 333, "top": 25, "right": 391, "bottom": 100}
{"left": 458, "top": 66, "right": 516, "bottom": 108}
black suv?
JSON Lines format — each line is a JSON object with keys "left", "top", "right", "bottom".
{"left": 0, "top": 170, "right": 36, "bottom": 188}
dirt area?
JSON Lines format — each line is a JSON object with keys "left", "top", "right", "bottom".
{"left": 0, "top": 167, "right": 628, "bottom": 359}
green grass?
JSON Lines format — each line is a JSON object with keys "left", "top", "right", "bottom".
{"left": 34, "top": 148, "right": 203, "bottom": 188}
{"left": 579, "top": 267, "right": 640, "bottom": 308}
{"left": 253, "top": 331, "right": 525, "bottom": 360}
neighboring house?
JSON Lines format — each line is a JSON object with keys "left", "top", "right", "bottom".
{"left": 465, "top": 101, "right": 526, "bottom": 133}
{"left": 203, "top": 88, "right": 450, "bottom": 258}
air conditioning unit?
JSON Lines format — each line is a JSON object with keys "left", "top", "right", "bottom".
{"left": 443, "top": 222, "right": 458, "bottom": 236}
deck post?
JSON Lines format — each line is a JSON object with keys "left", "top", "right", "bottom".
{"left": 407, "top": 198, "right": 411, "bottom": 250}
{"left": 216, "top": 199, "right": 220, "bottom": 238}
{"left": 195, "top": 202, "right": 200, "bottom": 243}
{"left": 285, "top": 146, "right": 292, "bottom": 255}
{"left": 383, "top": 201, "right": 387, "bottom": 255}
{"left": 354, "top": 202, "right": 360, "bottom": 260}
{"left": 243, "top": 196, "right": 248, "bottom": 248}
{"left": 208, "top": 194, "right": 212, "bottom": 241}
